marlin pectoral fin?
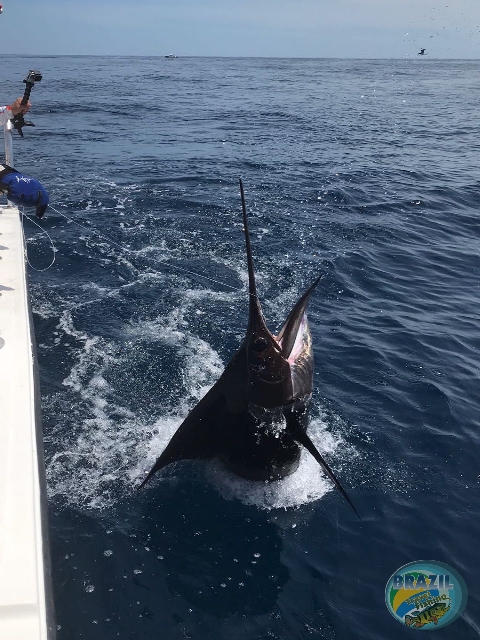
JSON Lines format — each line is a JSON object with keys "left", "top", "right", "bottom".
{"left": 285, "top": 411, "right": 360, "bottom": 519}
{"left": 277, "top": 276, "right": 321, "bottom": 358}
{"left": 139, "top": 385, "right": 224, "bottom": 489}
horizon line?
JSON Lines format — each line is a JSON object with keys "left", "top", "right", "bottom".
{"left": 0, "top": 53, "right": 479, "bottom": 61}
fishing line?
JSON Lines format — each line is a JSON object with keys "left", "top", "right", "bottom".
{"left": 21, "top": 210, "right": 56, "bottom": 272}
{"left": 47, "top": 204, "right": 239, "bottom": 291}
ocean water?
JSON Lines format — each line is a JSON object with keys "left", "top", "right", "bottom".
{"left": 2, "top": 55, "right": 479, "bottom": 638}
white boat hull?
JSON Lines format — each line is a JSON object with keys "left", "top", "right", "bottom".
{"left": 0, "top": 204, "right": 55, "bottom": 639}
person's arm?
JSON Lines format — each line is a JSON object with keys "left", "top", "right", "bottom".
{"left": 0, "top": 98, "right": 32, "bottom": 126}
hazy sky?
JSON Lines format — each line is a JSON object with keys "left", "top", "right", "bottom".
{"left": 0, "top": 0, "right": 479, "bottom": 57}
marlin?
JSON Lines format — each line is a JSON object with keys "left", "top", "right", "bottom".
{"left": 140, "top": 180, "right": 359, "bottom": 517}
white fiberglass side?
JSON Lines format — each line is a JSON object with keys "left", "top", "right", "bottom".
{"left": 0, "top": 123, "right": 55, "bottom": 639}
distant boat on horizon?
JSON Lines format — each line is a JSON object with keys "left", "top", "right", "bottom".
{"left": 165, "top": 54, "right": 177, "bottom": 59}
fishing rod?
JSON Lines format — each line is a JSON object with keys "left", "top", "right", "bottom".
{"left": 13, "top": 69, "right": 42, "bottom": 137}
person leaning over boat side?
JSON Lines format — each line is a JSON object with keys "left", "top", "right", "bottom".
{"left": 0, "top": 96, "right": 49, "bottom": 218}
{"left": 0, "top": 97, "right": 31, "bottom": 125}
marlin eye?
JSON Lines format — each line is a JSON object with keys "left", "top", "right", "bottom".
{"left": 253, "top": 338, "right": 269, "bottom": 352}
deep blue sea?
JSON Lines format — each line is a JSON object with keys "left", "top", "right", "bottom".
{"left": 2, "top": 55, "right": 479, "bottom": 639}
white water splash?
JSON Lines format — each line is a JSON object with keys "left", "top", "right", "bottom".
{"left": 205, "top": 416, "right": 348, "bottom": 510}
{"left": 45, "top": 304, "right": 225, "bottom": 509}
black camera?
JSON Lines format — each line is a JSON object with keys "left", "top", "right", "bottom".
{"left": 13, "top": 69, "right": 43, "bottom": 136}
{"left": 24, "top": 70, "right": 42, "bottom": 84}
